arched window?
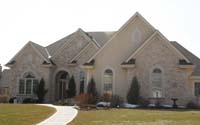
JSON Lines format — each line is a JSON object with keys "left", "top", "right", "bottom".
{"left": 104, "top": 69, "right": 113, "bottom": 94}
{"left": 79, "top": 71, "right": 85, "bottom": 94}
{"left": 19, "top": 72, "right": 39, "bottom": 95}
{"left": 152, "top": 68, "right": 162, "bottom": 98}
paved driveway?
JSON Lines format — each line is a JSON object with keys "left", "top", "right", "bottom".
{"left": 36, "top": 104, "right": 78, "bottom": 125}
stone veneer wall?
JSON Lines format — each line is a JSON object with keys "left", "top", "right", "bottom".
{"left": 127, "top": 35, "right": 194, "bottom": 106}
{"left": 7, "top": 44, "right": 53, "bottom": 102}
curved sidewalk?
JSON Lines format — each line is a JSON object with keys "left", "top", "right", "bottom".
{"left": 36, "top": 104, "right": 78, "bottom": 125}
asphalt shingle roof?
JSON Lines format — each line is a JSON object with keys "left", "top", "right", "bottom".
{"left": 171, "top": 41, "right": 200, "bottom": 76}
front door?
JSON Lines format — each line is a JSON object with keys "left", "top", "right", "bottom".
{"left": 55, "top": 71, "right": 69, "bottom": 101}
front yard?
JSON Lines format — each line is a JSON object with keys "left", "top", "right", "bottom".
{"left": 69, "top": 109, "right": 200, "bottom": 125}
{"left": 0, "top": 104, "right": 55, "bottom": 125}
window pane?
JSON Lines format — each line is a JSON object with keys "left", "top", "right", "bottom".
{"left": 195, "top": 82, "right": 200, "bottom": 96}
{"left": 33, "top": 80, "right": 39, "bottom": 94}
{"left": 104, "top": 69, "right": 113, "bottom": 93}
{"left": 152, "top": 68, "right": 162, "bottom": 97}
{"left": 19, "top": 79, "right": 25, "bottom": 94}
{"left": 26, "top": 80, "right": 32, "bottom": 94}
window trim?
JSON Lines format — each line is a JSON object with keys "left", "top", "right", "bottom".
{"left": 150, "top": 66, "right": 165, "bottom": 98}
{"left": 102, "top": 67, "right": 115, "bottom": 95}
{"left": 18, "top": 72, "right": 39, "bottom": 95}
{"left": 193, "top": 81, "right": 200, "bottom": 97}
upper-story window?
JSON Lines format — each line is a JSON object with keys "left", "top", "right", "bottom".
{"left": 195, "top": 82, "right": 200, "bottom": 97}
{"left": 103, "top": 69, "right": 113, "bottom": 94}
{"left": 19, "top": 72, "right": 39, "bottom": 95}
{"left": 151, "top": 68, "right": 162, "bottom": 98}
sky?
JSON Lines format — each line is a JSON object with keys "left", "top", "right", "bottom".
{"left": 0, "top": 0, "right": 200, "bottom": 68}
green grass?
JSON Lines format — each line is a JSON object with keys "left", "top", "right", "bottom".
{"left": 69, "top": 109, "right": 200, "bottom": 125}
{"left": 0, "top": 104, "right": 55, "bottom": 125}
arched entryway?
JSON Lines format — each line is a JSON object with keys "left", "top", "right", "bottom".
{"left": 55, "top": 71, "right": 69, "bottom": 101}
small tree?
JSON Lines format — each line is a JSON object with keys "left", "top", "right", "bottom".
{"left": 67, "top": 75, "right": 76, "bottom": 98}
{"left": 127, "top": 76, "right": 140, "bottom": 104}
{"left": 36, "top": 78, "right": 48, "bottom": 103}
{"left": 87, "top": 77, "right": 98, "bottom": 104}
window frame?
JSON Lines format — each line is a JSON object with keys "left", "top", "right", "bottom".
{"left": 103, "top": 69, "right": 114, "bottom": 94}
{"left": 18, "top": 72, "right": 39, "bottom": 95}
{"left": 151, "top": 67, "right": 163, "bottom": 98}
{"left": 194, "top": 82, "right": 200, "bottom": 97}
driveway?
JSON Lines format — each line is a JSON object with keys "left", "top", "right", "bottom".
{"left": 36, "top": 104, "right": 78, "bottom": 125}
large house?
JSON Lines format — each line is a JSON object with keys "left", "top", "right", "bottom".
{"left": 1, "top": 12, "right": 200, "bottom": 106}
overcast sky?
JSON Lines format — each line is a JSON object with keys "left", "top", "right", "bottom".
{"left": 0, "top": 0, "right": 200, "bottom": 68}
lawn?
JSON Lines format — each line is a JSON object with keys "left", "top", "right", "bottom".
{"left": 69, "top": 109, "right": 200, "bottom": 125}
{"left": 0, "top": 104, "right": 55, "bottom": 125}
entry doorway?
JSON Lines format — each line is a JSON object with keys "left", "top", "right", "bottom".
{"left": 55, "top": 71, "right": 69, "bottom": 101}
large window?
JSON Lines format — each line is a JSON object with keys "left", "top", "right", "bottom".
{"left": 103, "top": 69, "right": 113, "bottom": 94}
{"left": 151, "top": 68, "right": 162, "bottom": 98}
{"left": 19, "top": 72, "right": 39, "bottom": 95}
{"left": 195, "top": 82, "right": 200, "bottom": 96}
{"left": 79, "top": 71, "right": 85, "bottom": 94}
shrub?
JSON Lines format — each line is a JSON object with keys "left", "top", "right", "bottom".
{"left": 9, "top": 97, "right": 17, "bottom": 103}
{"left": 23, "top": 98, "right": 38, "bottom": 104}
{"left": 186, "top": 101, "right": 199, "bottom": 109}
{"left": 127, "top": 76, "right": 140, "bottom": 104}
{"left": 110, "top": 95, "right": 124, "bottom": 108}
{"left": 36, "top": 78, "right": 48, "bottom": 103}
{"left": 67, "top": 75, "right": 76, "bottom": 98}
{"left": 87, "top": 77, "right": 98, "bottom": 104}
{"left": 99, "top": 93, "right": 112, "bottom": 102}
{"left": 75, "top": 93, "right": 89, "bottom": 105}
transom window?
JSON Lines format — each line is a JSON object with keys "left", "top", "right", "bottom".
{"left": 195, "top": 82, "right": 200, "bottom": 96}
{"left": 103, "top": 69, "right": 113, "bottom": 94}
{"left": 152, "top": 68, "right": 162, "bottom": 98}
{"left": 19, "top": 72, "right": 39, "bottom": 95}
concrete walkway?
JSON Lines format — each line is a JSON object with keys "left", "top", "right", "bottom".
{"left": 36, "top": 104, "right": 78, "bottom": 125}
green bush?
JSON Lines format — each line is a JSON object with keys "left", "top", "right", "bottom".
{"left": 87, "top": 77, "right": 98, "bottom": 104}
{"left": 36, "top": 78, "right": 48, "bottom": 103}
{"left": 127, "top": 76, "right": 140, "bottom": 104}
{"left": 110, "top": 95, "right": 123, "bottom": 108}
{"left": 67, "top": 75, "right": 76, "bottom": 98}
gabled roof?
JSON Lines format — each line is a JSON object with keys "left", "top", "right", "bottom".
{"left": 46, "top": 33, "right": 75, "bottom": 57}
{"left": 30, "top": 42, "right": 49, "bottom": 60}
{"left": 86, "top": 12, "right": 156, "bottom": 63}
{"left": 171, "top": 41, "right": 200, "bottom": 76}
{"left": 6, "top": 41, "right": 50, "bottom": 66}
{"left": 46, "top": 28, "right": 114, "bottom": 59}
{"left": 87, "top": 31, "right": 116, "bottom": 47}
{"left": 125, "top": 30, "right": 190, "bottom": 63}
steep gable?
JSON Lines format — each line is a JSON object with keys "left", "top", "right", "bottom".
{"left": 6, "top": 41, "right": 49, "bottom": 67}
{"left": 125, "top": 31, "right": 190, "bottom": 63}
{"left": 6, "top": 41, "right": 49, "bottom": 68}
{"left": 51, "top": 28, "right": 100, "bottom": 65}
{"left": 87, "top": 12, "right": 156, "bottom": 63}
{"left": 46, "top": 33, "right": 75, "bottom": 57}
